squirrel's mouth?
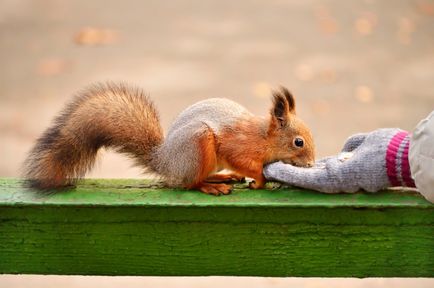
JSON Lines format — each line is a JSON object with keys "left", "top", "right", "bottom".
{"left": 283, "top": 159, "right": 314, "bottom": 168}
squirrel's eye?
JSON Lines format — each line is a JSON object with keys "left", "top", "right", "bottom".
{"left": 294, "top": 137, "right": 304, "bottom": 148}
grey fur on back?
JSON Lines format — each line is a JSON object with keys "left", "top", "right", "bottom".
{"left": 150, "top": 98, "right": 252, "bottom": 186}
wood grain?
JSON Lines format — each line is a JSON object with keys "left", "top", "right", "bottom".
{"left": 0, "top": 179, "right": 433, "bottom": 277}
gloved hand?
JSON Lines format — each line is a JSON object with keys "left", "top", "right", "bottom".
{"left": 263, "top": 128, "right": 416, "bottom": 193}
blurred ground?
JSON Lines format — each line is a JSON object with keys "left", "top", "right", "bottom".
{"left": 1, "top": 0, "right": 434, "bottom": 177}
{"left": 0, "top": 0, "right": 433, "bottom": 287}
{"left": 1, "top": 276, "right": 434, "bottom": 288}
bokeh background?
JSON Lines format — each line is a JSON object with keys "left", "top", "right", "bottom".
{"left": 1, "top": 0, "right": 433, "bottom": 287}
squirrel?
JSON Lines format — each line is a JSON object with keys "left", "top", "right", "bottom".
{"left": 22, "top": 82, "right": 315, "bottom": 196}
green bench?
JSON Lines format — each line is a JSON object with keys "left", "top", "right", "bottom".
{"left": 1, "top": 178, "right": 433, "bottom": 277}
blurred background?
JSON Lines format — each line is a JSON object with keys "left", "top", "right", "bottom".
{"left": 1, "top": 0, "right": 433, "bottom": 287}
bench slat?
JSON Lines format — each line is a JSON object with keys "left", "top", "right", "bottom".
{"left": 1, "top": 179, "right": 433, "bottom": 277}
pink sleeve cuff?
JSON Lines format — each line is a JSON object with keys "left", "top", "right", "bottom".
{"left": 386, "top": 131, "right": 416, "bottom": 187}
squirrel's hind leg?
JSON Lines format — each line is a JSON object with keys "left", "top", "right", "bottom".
{"left": 184, "top": 127, "right": 233, "bottom": 196}
{"left": 194, "top": 183, "right": 233, "bottom": 196}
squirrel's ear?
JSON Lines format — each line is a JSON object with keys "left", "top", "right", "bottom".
{"left": 278, "top": 86, "right": 296, "bottom": 114}
{"left": 271, "top": 89, "right": 291, "bottom": 127}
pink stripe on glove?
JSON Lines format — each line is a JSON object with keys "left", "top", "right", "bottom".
{"left": 386, "top": 131, "right": 416, "bottom": 187}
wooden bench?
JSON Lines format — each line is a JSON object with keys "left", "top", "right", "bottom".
{"left": 0, "top": 178, "right": 433, "bottom": 277}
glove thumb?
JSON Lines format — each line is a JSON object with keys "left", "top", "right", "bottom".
{"left": 341, "top": 133, "right": 368, "bottom": 152}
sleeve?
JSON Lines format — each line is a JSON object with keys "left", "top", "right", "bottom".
{"left": 409, "top": 110, "right": 434, "bottom": 203}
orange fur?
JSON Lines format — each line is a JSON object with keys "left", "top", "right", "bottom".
{"left": 209, "top": 87, "right": 315, "bottom": 190}
{"left": 216, "top": 117, "right": 269, "bottom": 189}
{"left": 186, "top": 128, "right": 233, "bottom": 195}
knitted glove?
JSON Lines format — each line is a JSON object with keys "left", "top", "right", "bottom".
{"left": 263, "top": 128, "right": 416, "bottom": 193}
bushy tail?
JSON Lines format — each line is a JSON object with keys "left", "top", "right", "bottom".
{"left": 22, "top": 82, "right": 163, "bottom": 189}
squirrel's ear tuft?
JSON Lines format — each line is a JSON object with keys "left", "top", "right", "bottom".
{"left": 278, "top": 86, "right": 296, "bottom": 114}
{"left": 271, "top": 89, "right": 290, "bottom": 127}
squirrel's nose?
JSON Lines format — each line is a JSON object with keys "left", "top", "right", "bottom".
{"left": 306, "top": 161, "right": 314, "bottom": 168}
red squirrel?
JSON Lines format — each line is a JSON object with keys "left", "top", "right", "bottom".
{"left": 23, "top": 82, "right": 315, "bottom": 195}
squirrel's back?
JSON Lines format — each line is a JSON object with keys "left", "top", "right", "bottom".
{"left": 22, "top": 82, "right": 163, "bottom": 189}
{"left": 167, "top": 98, "right": 252, "bottom": 136}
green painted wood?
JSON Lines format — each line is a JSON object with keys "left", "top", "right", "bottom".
{"left": 0, "top": 178, "right": 433, "bottom": 277}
